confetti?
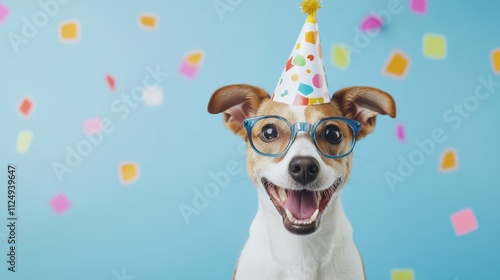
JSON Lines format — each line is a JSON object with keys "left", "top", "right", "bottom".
{"left": 50, "top": 193, "right": 71, "bottom": 215}
{"left": 409, "top": 0, "right": 427, "bottom": 15}
{"left": 119, "top": 162, "right": 140, "bottom": 184}
{"left": 451, "top": 208, "right": 478, "bottom": 236}
{"left": 396, "top": 123, "right": 405, "bottom": 142}
{"left": 16, "top": 130, "right": 33, "bottom": 154}
{"left": 384, "top": 50, "right": 411, "bottom": 79}
{"left": 360, "top": 14, "right": 383, "bottom": 32}
{"left": 139, "top": 13, "right": 158, "bottom": 31}
{"left": 179, "top": 50, "right": 204, "bottom": 79}
{"left": 59, "top": 20, "right": 80, "bottom": 43}
{"left": 83, "top": 117, "right": 103, "bottom": 135}
{"left": 331, "top": 44, "right": 350, "bottom": 69}
{"left": 423, "top": 33, "right": 447, "bottom": 59}
{"left": 0, "top": 3, "right": 9, "bottom": 23}
{"left": 391, "top": 269, "right": 414, "bottom": 280}
{"left": 491, "top": 48, "right": 500, "bottom": 74}
{"left": 106, "top": 74, "right": 116, "bottom": 91}
{"left": 19, "top": 97, "right": 34, "bottom": 118}
{"left": 143, "top": 85, "right": 164, "bottom": 106}
{"left": 440, "top": 148, "right": 458, "bottom": 172}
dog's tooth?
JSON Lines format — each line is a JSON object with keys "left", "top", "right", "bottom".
{"left": 279, "top": 188, "right": 288, "bottom": 202}
{"left": 285, "top": 208, "right": 295, "bottom": 222}
{"left": 317, "top": 191, "right": 322, "bottom": 202}
{"left": 310, "top": 209, "right": 319, "bottom": 222}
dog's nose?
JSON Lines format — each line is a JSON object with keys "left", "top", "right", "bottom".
{"left": 288, "top": 156, "right": 320, "bottom": 185}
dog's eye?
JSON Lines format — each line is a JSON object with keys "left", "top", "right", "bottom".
{"left": 324, "top": 125, "right": 343, "bottom": 144}
{"left": 260, "top": 124, "right": 279, "bottom": 142}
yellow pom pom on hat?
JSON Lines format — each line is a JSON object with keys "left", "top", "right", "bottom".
{"left": 272, "top": 0, "right": 330, "bottom": 106}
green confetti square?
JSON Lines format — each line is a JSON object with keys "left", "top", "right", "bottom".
{"left": 392, "top": 269, "right": 414, "bottom": 280}
{"left": 423, "top": 33, "right": 447, "bottom": 59}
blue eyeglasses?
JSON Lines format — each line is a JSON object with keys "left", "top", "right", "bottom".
{"left": 243, "top": 116, "right": 361, "bottom": 159}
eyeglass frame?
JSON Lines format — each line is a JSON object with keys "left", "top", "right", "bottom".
{"left": 243, "top": 115, "right": 362, "bottom": 159}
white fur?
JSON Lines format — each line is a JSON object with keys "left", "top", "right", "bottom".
{"left": 235, "top": 105, "right": 365, "bottom": 280}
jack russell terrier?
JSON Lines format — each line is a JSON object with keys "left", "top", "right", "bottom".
{"left": 208, "top": 84, "right": 396, "bottom": 279}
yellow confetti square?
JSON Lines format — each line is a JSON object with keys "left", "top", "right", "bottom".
{"left": 331, "top": 44, "right": 350, "bottom": 69}
{"left": 492, "top": 48, "right": 500, "bottom": 74}
{"left": 59, "top": 20, "right": 80, "bottom": 43}
{"left": 423, "top": 33, "right": 447, "bottom": 59}
{"left": 391, "top": 269, "right": 414, "bottom": 280}
{"left": 119, "top": 162, "right": 140, "bottom": 184}
{"left": 16, "top": 130, "right": 33, "bottom": 154}
{"left": 186, "top": 51, "right": 204, "bottom": 66}
{"left": 384, "top": 50, "right": 411, "bottom": 78}
{"left": 139, "top": 13, "right": 158, "bottom": 31}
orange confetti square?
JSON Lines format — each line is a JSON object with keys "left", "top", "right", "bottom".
{"left": 305, "top": 31, "right": 318, "bottom": 44}
{"left": 492, "top": 48, "right": 500, "bottom": 74}
{"left": 440, "top": 148, "right": 458, "bottom": 172}
{"left": 59, "top": 20, "right": 80, "bottom": 43}
{"left": 384, "top": 50, "right": 411, "bottom": 78}
{"left": 139, "top": 13, "right": 158, "bottom": 31}
{"left": 119, "top": 162, "right": 140, "bottom": 184}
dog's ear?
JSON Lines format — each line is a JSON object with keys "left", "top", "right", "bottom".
{"left": 208, "top": 84, "right": 270, "bottom": 138}
{"left": 332, "top": 86, "right": 396, "bottom": 139}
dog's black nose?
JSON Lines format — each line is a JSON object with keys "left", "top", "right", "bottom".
{"left": 288, "top": 156, "right": 320, "bottom": 185}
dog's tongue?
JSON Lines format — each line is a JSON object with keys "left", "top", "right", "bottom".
{"left": 284, "top": 190, "right": 318, "bottom": 220}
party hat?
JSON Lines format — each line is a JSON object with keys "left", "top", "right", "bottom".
{"left": 272, "top": 0, "right": 330, "bottom": 106}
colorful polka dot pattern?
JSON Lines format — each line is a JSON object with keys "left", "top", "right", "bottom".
{"left": 272, "top": 15, "right": 330, "bottom": 105}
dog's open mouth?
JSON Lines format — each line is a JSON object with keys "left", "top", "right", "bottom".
{"left": 261, "top": 177, "right": 341, "bottom": 235}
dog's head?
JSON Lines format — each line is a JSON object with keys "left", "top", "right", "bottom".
{"left": 208, "top": 84, "right": 396, "bottom": 235}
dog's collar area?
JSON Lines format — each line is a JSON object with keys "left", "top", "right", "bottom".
{"left": 261, "top": 177, "right": 341, "bottom": 235}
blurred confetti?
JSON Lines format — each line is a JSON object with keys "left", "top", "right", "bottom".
{"left": 83, "top": 117, "right": 103, "bottom": 135}
{"left": 396, "top": 123, "right": 406, "bottom": 142}
{"left": 139, "top": 13, "right": 158, "bottom": 31}
{"left": 440, "top": 148, "right": 458, "bottom": 172}
{"left": 391, "top": 269, "right": 415, "bottom": 280}
{"left": 16, "top": 130, "right": 33, "bottom": 154}
{"left": 410, "top": 0, "right": 427, "bottom": 15}
{"left": 423, "top": 33, "right": 447, "bottom": 59}
{"left": 106, "top": 74, "right": 116, "bottom": 91}
{"left": 331, "top": 44, "right": 350, "bottom": 69}
{"left": 451, "top": 208, "right": 478, "bottom": 236}
{"left": 492, "top": 48, "right": 500, "bottom": 74}
{"left": 0, "top": 3, "right": 9, "bottom": 23}
{"left": 143, "top": 85, "right": 164, "bottom": 106}
{"left": 19, "top": 97, "right": 34, "bottom": 118}
{"left": 119, "top": 162, "right": 140, "bottom": 184}
{"left": 50, "top": 193, "right": 71, "bottom": 215}
{"left": 384, "top": 50, "right": 411, "bottom": 79}
{"left": 179, "top": 50, "right": 204, "bottom": 79}
{"left": 59, "top": 20, "right": 80, "bottom": 43}
{"left": 360, "top": 14, "right": 383, "bottom": 32}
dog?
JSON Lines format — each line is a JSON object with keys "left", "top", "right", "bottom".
{"left": 208, "top": 84, "right": 396, "bottom": 280}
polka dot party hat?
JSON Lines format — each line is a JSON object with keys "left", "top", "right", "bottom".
{"left": 272, "top": 0, "right": 330, "bottom": 106}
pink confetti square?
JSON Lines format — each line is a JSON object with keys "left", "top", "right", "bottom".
{"left": 410, "top": 0, "right": 427, "bottom": 15}
{"left": 360, "top": 14, "right": 383, "bottom": 32}
{"left": 179, "top": 59, "right": 198, "bottom": 79}
{"left": 451, "top": 208, "right": 478, "bottom": 236}
{"left": 50, "top": 193, "right": 71, "bottom": 215}
{"left": 396, "top": 123, "right": 406, "bottom": 142}
{"left": 0, "top": 4, "right": 9, "bottom": 23}
{"left": 83, "top": 117, "right": 103, "bottom": 135}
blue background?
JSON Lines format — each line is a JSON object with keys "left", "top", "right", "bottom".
{"left": 1, "top": 0, "right": 499, "bottom": 279}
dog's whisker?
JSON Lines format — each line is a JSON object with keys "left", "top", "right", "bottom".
{"left": 353, "top": 155, "right": 376, "bottom": 165}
